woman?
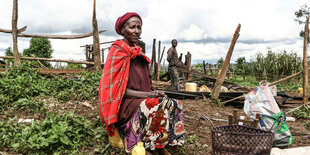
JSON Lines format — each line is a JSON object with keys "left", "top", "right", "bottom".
{"left": 99, "top": 12, "right": 185, "bottom": 155}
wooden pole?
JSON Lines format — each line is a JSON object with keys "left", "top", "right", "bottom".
{"left": 160, "top": 46, "right": 166, "bottom": 63}
{"left": 16, "top": 30, "right": 106, "bottom": 39}
{"left": 0, "top": 56, "right": 104, "bottom": 65}
{"left": 12, "top": 0, "right": 20, "bottom": 66}
{"left": 156, "top": 41, "right": 161, "bottom": 80}
{"left": 101, "top": 48, "right": 105, "bottom": 63}
{"left": 186, "top": 52, "right": 192, "bottom": 80}
{"left": 163, "top": 59, "right": 166, "bottom": 73}
{"left": 209, "top": 64, "right": 213, "bottom": 76}
{"left": 203, "top": 60, "right": 207, "bottom": 74}
{"left": 212, "top": 24, "right": 241, "bottom": 98}
{"left": 0, "top": 26, "right": 26, "bottom": 33}
{"left": 150, "top": 39, "right": 156, "bottom": 74}
{"left": 92, "top": 0, "right": 101, "bottom": 71}
{"left": 303, "top": 17, "right": 309, "bottom": 107}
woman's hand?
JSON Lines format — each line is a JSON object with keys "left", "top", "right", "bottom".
{"left": 149, "top": 90, "right": 167, "bottom": 98}
{"left": 125, "top": 89, "right": 167, "bottom": 99}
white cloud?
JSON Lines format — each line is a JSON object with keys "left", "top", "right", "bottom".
{"left": 0, "top": 0, "right": 308, "bottom": 64}
{"left": 179, "top": 24, "right": 205, "bottom": 41}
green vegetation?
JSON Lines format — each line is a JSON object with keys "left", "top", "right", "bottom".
{"left": 0, "top": 62, "right": 101, "bottom": 108}
{"left": 0, "top": 113, "right": 109, "bottom": 154}
{"left": 291, "top": 106, "right": 310, "bottom": 119}
{"left": 0, "top": 64, "right": 110, "bottom": 154}
{"left": 248, "top": 50, "right": 302, "bottom": 81}
{"left": 13, "top": 98, "right": 46, "bottom": 113}
{"left": 304, "top": 121, "right": 310, "bottom": 130}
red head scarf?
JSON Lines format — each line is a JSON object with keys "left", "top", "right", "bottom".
{"left": 115, "top": 12, "right": 142, "bottom": 35}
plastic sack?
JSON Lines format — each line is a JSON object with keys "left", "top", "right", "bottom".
{"left": 243, "top": 81, "right": 280, "bottom": 118}
{"left": 243, "top": 81, "right": 292, "bottom": 146}
{"left": 260, "top": 112, "right": 293, "bottom": 146}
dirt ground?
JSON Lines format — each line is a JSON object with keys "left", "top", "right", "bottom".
{"left": 2, "top": 97, "right": 309, "bottom": 155}
{"left": 54, "top": 98, "right": 310, "bottom": 154}
{"left": 179, "top": 99, "right": 310, "bottom": 155}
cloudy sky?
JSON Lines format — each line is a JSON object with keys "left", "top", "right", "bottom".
{"left": 0, "top": 0, "right": 309, "bottom": 65}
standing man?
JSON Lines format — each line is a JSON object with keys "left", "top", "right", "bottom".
{"left": 167, "top": 39, "right": 180, "bottom": 91}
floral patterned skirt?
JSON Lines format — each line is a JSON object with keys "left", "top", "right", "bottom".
{"left": 118, "top": 97, "right": 185, "bottom": 152}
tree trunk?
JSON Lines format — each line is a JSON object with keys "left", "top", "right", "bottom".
{"left": 92, "top": 0, "right": 101, "bottom": 71}
{"left": 12, "top": 0, "right": 20, "bottom": 66}
{"left": 303, "top": 17, "right": 309, "bottom": 107}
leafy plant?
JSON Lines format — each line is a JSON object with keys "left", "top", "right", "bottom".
{"left": 0, "top": 112, "right": 109, "bottom": 154}
{"left": 13, "top": 98, "right": 46, "bottom": 113}
{"left": 292, "top": 106, "right": 310, "bottom": 119}
{"left": 0, "top": 118, "right": 24, "bottom": 150}
{"left": 304, "top": 121, "right": 310, "bottom": 130}
{"left": 0, "top": 64, "right": 101, "bottom": 109}
{"left": 185, "top": 134, "right": 198, "bottom": 144}
{"left": 0, "top": 63, "right": 45, "bottom": 107}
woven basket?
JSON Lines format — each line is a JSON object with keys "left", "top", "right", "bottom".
{"left": 200, "top": 115, "right": 284, "bottom": 155}
{"left": 212, "top": 125, "right": 274, "bottom": 155}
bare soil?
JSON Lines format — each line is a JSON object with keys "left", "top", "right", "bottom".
{"left": 179, "top": 99, "right": 310, "bottom": 155}
{"left": 2, "top": 97, "right": 309, "bottom": 155}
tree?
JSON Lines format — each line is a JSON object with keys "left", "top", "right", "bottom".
{"left": 235, "top": 57, "right": 246, "bottom": 72}
{"left": 217, "top": 57, "right": 224, "bottom": 69}
{"left": 23, "top": 38, "right": 53, "bottom": 67}
{"left": 295, "top": 5, "right": 310, "bottom": 42}
{"left": 5, "top": 47, "right": 13, "bottom": 56}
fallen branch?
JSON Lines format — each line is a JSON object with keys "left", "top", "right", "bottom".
{"left": 221, "top": 68, "right": 309, "bottom": 105}
{"left": 287, "top": 105, "right": 304, "bottom": 114}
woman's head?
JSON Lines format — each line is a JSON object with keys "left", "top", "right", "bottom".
{"left": 115, "top": 12, "right": 142, "bottom": 46}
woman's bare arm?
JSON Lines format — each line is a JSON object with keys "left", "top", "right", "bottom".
{"left": 125, "top": 88, "right": 167, "bottom": 99}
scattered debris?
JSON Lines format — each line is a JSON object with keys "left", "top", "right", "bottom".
{"left": 81, "top": 101, "right": 95, "bottom": 110}
{"left": 18, "top": 118, "right": 34, "bottom": 123}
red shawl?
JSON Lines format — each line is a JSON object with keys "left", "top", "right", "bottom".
{"left": 98, "top": 40, "right": 151, "bottom": 136}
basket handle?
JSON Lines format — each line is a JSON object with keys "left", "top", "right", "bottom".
{"left": 199, "top": 115, "right": 215, "bottom": 129}
{"left": 268, "top": 115, "right": 285, "bottom": 133}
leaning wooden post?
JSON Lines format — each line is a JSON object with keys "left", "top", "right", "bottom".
{"left": 150, "top": 39, "right": 156, "bottom": 74}
{"left": 12, "top": 0, "right": 20, "bottom": 66}
{"left": 156, "top": 41, "right": 161, "bottom": 80}
{"left": 92, "top": 0, "right": 101, "bottom": 71}
{"left": 212, "top": 24, "right": 241, "bottom": 98}
{"left": 303, "top": 17, "right": 309, "bottom": 107}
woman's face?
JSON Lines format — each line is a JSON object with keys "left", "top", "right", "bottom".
{"left": 121, "top": 16, "right": 142, "bottom": 46}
